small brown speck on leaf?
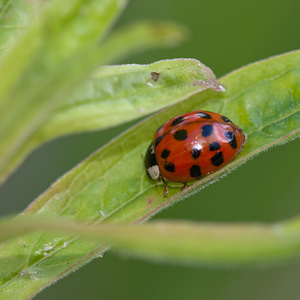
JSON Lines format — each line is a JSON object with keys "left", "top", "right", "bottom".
{"left": 148, "top": 198, "right": 155, "bottom": 206}
{"left": 151, "top": 72, "right": 160, "bottom": 82}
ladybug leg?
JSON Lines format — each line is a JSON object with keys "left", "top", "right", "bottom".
{"left": 152, "top": 179, "right": 159, "bottom": 188}
{"left": 163, "top": 184, "right": 168, "bottom": 197}
{"left": 181, "top": 183, "right": 187, "bottom": 191}
{"left": 155, "top": 177, "right": 162, "bottom": 188}
{"left": 161, "top": 177, "right": 168, "bottom": 197}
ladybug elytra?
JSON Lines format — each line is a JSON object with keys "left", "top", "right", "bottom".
{"left": 144, "top": 111, "right": 246, "bottom": 195}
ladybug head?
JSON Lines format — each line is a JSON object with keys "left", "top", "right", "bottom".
{"left": 144, "top": 143, "right": 160, "bottom": 180}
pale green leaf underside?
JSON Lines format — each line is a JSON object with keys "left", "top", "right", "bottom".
{"left": 0, "top": 50, "right": 299, "bottom": 299}
{"left": 34, "top": 59, "right": 223, "bottom": 143}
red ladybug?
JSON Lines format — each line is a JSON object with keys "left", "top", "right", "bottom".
{"left": 144, "top": 111, "right": 246, "bottom": 195}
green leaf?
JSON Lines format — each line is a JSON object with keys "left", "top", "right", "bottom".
{"left": 29, "top": 59, "right": 223, "bottom": 147}
{"left": 0, "top": 0, "right": 41, "bottom": 58}
{"left": 0, "top": 0, "right": 128, "bottom": 183}
{"left": 1, "top": 216, "right": 300, "bottom": 266}
{"left": 0, "top": 50, "right": 299, "bottom": 298}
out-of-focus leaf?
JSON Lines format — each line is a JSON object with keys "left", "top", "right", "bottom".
{"left": 0, "top": 0, "right": 128, "bottom": 183}
{"left": 98, "top": 20, "right": 189, "bottom": 64}
{"left": 0, "top": 0, "right": 42, "bottom": 58}
{"left": 1, "top": 216, "right": 300, "bottom": 266}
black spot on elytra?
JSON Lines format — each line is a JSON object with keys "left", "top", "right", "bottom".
{"left": 222, "top": 115, "right": 231, "bottom": 123}
{"left": 151, "top": 72, "right": 160, "bottom": 82}
{"left": 225, "top": 131, "right": 237, "bottom": 149}
{"left": 211, "top": 151, "right": 224, "bottom": 166}
{"left": 190, "top": 165, "right": 201, "bottom": 177}
{"left": 164, "top": 162, "right": 175, "bottom": 172}
{"left": 171, "top": 116, "right": 185, "bottom": 126}
{"left": 202, "top": 124, "right": 213, "bottom": 137}
{"left": 192, "top": 147, "right": 201, "bottom": 159}
{"left": 161, "top": 149, "right": 170, "bottom": 159}
{"left": 209, "top": 142, "right": 221, "bottom": 151}
{"left": 154, "top": 135, "right": 163, "bottom": 147}
{"left": 174, "top": 129, "right": 188, "bottom": 141}
{"left": 198, "top": 112, "right": 212, "bottom": 119}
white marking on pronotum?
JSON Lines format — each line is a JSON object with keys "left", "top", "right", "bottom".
{"left": 147, "top": 165, "right": 160, "bottom": 180}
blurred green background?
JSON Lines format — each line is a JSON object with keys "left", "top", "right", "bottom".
{"left": 1, "top": 0, "right": 300, "bottom": 299}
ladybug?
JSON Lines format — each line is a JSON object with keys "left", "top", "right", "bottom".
{"left": 144, "top": 111, "right": 246, "bottom": 195}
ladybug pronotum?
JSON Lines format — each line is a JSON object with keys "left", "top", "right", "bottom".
{"left": 144, "top": 110, "right": 246, "bottom": 195}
